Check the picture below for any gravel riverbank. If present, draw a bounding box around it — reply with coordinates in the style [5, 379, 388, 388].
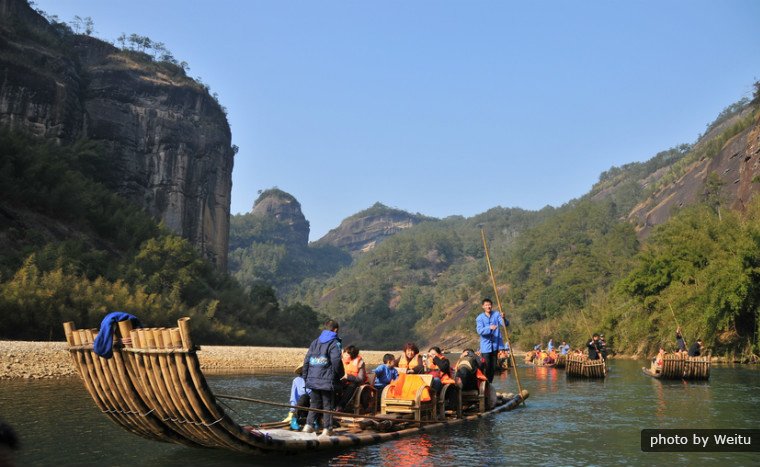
[0, 341, 391, 379]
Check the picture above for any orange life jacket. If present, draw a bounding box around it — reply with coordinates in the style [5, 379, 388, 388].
[398, 354, 423, 372]
[343, 355, 367, 383]
[427, 356, 456, 385]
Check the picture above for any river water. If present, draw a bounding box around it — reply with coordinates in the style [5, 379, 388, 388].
[0, 360, 758, 466]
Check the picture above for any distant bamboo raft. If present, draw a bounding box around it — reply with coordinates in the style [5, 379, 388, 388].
[63, 318, 528, 454]
[660, 353, 710, 380]
[565, 354, 606, 378]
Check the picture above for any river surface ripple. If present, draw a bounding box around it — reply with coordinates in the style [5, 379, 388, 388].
[0, 360, 758, 466]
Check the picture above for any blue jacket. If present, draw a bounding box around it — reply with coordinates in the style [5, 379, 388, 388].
[93, 311, 141, 359]
[372, 364, 399, 388]
[302, 330, 344, 391]
[476, 311, 508, 353]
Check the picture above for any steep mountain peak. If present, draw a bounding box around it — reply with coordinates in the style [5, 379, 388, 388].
[314, 202, 435, 254]
[249, 188, 310, 246]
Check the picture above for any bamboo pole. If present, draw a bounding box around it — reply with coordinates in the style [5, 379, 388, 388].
[169, 319, 258, 451]
[480, 228, 525, 405]
[668, 302, 687, 349]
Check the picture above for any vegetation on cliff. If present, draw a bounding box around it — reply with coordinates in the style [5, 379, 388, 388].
[0, 131, 319, 345]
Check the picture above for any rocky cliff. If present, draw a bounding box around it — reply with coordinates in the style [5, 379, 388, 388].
[0, 0, 233, 268]
[314, 202, 433, 254]
[249, 188, 310, 246]
[629, 109, 760, 237]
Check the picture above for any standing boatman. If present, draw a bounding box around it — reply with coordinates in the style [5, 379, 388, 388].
[476, 298, 509, 383]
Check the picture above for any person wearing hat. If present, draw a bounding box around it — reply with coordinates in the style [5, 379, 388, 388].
[285, 364, 311, 430]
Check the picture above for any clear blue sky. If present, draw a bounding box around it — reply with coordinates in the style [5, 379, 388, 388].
[34, 1, 760, 240]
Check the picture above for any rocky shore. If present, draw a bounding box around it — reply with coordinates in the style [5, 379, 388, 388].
[0, 341, 391, 379]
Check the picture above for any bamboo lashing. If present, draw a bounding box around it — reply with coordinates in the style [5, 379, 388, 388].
[480, 228, 525, 405]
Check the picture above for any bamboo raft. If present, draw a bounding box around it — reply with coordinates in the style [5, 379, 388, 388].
[642, 353, 710, 380]
[565, 354, 607, 378]
[554, 354, 567, 369]
[63, 318, 528, 454]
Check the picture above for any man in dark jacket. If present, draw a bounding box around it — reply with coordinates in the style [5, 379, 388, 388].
[587, 334, 603, 360]
[302, 319, 343, 437]
[688, 339, 703, 357]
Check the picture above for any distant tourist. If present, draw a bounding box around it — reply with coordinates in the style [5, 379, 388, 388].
[475, 298, 509, 383]
[599, 334, 608, 360]
[587, 334, 603, 360]
[650, 346, 666, 374]
[688, 339, 704, 357]
[559, 341, 571, 355]
[547, 339, 554, 352]
[675, 327, 687, 353]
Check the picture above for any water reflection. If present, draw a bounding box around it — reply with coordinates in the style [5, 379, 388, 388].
[377, 435, 433, 467]
[0, 361, 758, 466]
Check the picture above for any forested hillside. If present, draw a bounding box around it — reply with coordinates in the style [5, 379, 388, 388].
[228, 189, 352, 294]
[0, 132, 322, 345]
[284, 91, 760, 359]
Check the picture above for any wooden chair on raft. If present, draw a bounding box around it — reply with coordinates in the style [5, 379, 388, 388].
[380, 374, 436, 424]
[437, 382, 462, 419]
[348, 374, 378, 415]
[460, 380, 487, 413]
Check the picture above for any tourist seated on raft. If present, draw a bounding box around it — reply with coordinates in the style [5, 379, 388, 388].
[650, 346, 666, 374]
[455, 349, 487, 392]
[497, 349, 510, 367]
[398, 342, 425, 374]
[372, 353, 399, 394]
[285, 364, 311, 430]
[559, 341, 571, 355]
[545, 349, 557, 365]
[426, 346, 455, 393]
[336, 345, 367, 412]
